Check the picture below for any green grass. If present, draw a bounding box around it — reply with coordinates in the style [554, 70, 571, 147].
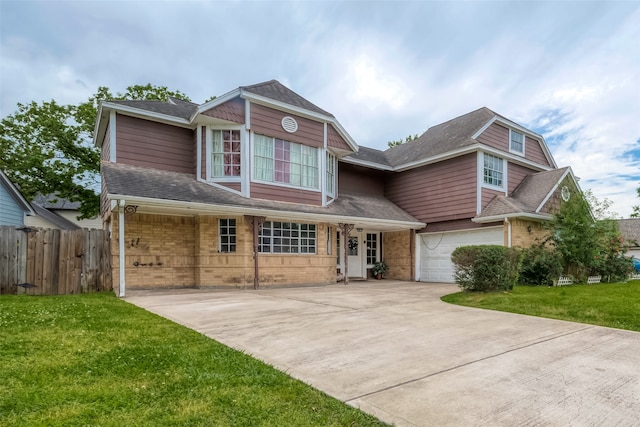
[0, 293, 387, 427]
[442, 280, 640, 332]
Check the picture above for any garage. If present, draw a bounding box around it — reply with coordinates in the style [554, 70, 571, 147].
[419, 227, 504, 283]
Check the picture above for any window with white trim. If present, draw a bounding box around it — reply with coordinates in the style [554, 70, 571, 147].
[254, 134, 319, 189]
[212, 130, 241, 178]
[326, 152, 336, 196]
[483, 153, 504, 188]
[258, 221, 316, 254]
[366, 233, 378, 265]
[510, 130, 524, 155]
[219, 219, 236, 252]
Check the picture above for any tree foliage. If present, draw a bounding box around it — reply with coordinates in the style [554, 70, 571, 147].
[387, 133, 419, 148]
[546, 190, 632, 282]
[631, 186, 640, 218]
[0, 84, 190, 219]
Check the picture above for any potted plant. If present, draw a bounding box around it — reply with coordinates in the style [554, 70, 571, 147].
[372, 261, 388, 279]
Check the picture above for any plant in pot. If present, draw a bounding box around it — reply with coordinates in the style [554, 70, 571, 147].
[372, 261, 388, 279]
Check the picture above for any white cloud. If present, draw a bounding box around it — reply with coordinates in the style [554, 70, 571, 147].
[1, 0, 639, 215]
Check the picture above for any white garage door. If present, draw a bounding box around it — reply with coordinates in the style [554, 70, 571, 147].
[419, 227, 504, 283]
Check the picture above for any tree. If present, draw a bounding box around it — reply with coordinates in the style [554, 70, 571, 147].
[387, 133, 419, 148]
[546, 190, 632, 282]
[631, 186, 640, 218]
[0, 84, 190, 219]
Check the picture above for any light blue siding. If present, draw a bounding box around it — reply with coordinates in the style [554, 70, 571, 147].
[0, 184, 26, 226]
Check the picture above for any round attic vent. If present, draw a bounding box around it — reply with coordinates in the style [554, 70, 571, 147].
[561, 186, 571, 202]
[281, 116, 298, 133]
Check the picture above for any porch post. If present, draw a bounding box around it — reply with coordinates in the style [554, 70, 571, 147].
[245, 215, 265, 290]
[118, 201, 126, 297]
[338, 223, 354, 285]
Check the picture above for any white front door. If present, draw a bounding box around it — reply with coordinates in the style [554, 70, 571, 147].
[347, 232, 364, 278]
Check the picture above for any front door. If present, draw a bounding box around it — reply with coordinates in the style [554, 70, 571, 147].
[347, 232, 364, 278]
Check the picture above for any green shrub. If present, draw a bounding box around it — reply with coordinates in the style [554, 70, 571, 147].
[518, 244, 563, 286]
[451, 245, 522, 292]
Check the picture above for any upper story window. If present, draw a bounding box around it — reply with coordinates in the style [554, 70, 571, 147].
[212, 130, 241, 178]
[483, 153, 504, 188]
[326, 152, 336, 196]
[509, 130, 524, 155]
[254, 134, 319, 189]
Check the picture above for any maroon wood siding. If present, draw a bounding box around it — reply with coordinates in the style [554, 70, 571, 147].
[508, 162, 536, 194]
[328, 124, 352, 152]
[219, 182, 241, 192]
[476, 123, 551, 167]
[116, 114, 194, 174]
[101, 123, 111, 162]
[424, 219, 502, 232]
[201, 97, 245, 123]
[338, 163, 385, 196]
[476, 123, 509, 151]
[250, 182, 322, 205]
[385, 154, 477, 223]
[482, 188, 503, 210]
[525, 135, 551, 167]
[250, 104, 324, 148]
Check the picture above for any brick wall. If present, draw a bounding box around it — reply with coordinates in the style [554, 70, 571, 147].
[510, 219, 549, 248]
[112, 213, 196, 288]
[383, 230, 412, 280]
[112, 212, 336, 290]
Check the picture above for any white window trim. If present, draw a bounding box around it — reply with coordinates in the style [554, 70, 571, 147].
[218, 218, 237, 253]
[481, 152, 506, 191]
[250, 135, 322, 192]
[258, 221, 318, 254]
[509, 129, 525, 156]
[326, 152, 336, 198]
[206, 125, 244, 183]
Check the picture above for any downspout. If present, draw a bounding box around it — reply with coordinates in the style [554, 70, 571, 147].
[409, 230, 415, 281]
[505, 217, 512, 248]
[338, 223, 354, 285]
[245, 215, 265, 289]
[118, 200, 126, 297]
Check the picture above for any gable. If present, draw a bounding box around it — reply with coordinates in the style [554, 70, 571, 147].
[201, 97, 245, 124]
[250, 103, 324, 148]
[475, 123, 552, 167]
[327, 124, 354, 153]
[539, 176, 579, 214]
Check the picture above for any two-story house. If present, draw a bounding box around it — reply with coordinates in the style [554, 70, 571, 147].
[94, 80, 578, 296]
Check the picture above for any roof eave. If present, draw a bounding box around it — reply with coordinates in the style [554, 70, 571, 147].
[472, 212, 553, 223]
[0, 170, 35, 215]
[107, 193, 425, 231]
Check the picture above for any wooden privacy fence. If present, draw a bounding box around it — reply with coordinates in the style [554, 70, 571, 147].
[0, 226, 112, 295]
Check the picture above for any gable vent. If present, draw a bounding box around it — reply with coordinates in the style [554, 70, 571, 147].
[281, 116, 298, 133]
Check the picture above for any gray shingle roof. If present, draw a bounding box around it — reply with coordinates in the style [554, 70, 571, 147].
[109, 99, 198, 120]
[30, 204, 80, 230]
[476, 167, 569, 218]
[384, 107, 496, 167]
[617, 219, 640, 247]
[343, 107, 499, 168]
[240, 80, 334, 117]
[344, 146, 392, 167]
[102, 163, 421, 225]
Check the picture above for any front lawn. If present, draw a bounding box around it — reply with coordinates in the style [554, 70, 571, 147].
[0, 293, 387, 427]
[441, 280, 640, 332]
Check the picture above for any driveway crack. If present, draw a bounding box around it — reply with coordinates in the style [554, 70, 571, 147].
[344, 325, 594, 403]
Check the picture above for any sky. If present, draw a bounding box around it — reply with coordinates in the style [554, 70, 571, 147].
[1, 0, 639, 217]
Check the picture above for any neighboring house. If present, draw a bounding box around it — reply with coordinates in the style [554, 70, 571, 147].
[94, 80, 578, 295]
[25, 194, 102, 230]
[617, 219, 640, 259]
[0, 169, 34, 226]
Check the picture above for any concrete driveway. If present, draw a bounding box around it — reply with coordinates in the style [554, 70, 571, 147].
[126, 281, 640, 426]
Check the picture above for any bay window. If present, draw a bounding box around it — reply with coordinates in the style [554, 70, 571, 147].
[326, 152, 336, 196]
[254, 134, 319, 189]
